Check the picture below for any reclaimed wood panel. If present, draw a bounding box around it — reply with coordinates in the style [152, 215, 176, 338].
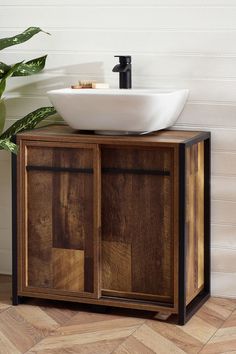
[186, 141, 205, 304]
[52, 248, 84, 292]
[27, 146, 53, 167]
[52, 171, 93, 251]
[23, 143, 98, 297]
[27, 145, 93, 169]
[27, 171, 53, 288]
[101, 147, 174, 302]
[27, 146, 94, 251]
[198, 142, 205, 289]
[19, 124, 209, 146]
[102, 241, 132, 292]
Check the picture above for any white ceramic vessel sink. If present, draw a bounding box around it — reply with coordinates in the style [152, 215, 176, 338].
[47, 88, 189, 135]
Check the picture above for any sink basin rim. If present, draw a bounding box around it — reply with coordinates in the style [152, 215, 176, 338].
[47, 88, 189, 134]
[47, 88, 188, 97]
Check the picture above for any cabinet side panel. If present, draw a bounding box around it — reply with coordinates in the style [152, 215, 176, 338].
[186, 141, 205, 304]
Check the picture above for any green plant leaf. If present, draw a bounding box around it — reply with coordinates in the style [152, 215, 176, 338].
[0, 61, 23, 98]
[0, 55, 47, 79]
[0, 27, 50, 51]
[0, 139, 18, 154]
[13, 55, 47, 76]
[0, 99, 6, 134]
[0, 62, 10, 78]
[0, 106, 56, 142]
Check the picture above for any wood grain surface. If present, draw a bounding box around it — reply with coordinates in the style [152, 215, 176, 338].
[16, 127, 210, 320]
[185, 141, 205, 304]
[20, 142, 99, 298]
[52, 248, 84, 291]
[51, 147, 93, 252]
[17, 124, 209, 146]
[27, 170, 53, 289]
[101, 147, 174, 303]
[102, 241, 132, 292]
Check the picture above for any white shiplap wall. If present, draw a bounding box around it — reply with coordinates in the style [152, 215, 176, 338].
[0, 0, 236, 297]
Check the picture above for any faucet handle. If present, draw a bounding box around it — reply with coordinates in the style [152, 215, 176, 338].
[114, 55, 132, 64]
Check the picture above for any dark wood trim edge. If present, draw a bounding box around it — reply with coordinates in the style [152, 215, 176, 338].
[204, 136, 211, 295]
[178, 143, 186, 324]
[26, 165, 170, 176]
[26, 166, 94, 174]
[185, 290, 210, 323]
[11, 151, 18, 305]
[12, 147, 24, 305]
[178, 136, 211, 325]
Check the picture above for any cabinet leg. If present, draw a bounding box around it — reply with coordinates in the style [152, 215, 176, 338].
[178, 313, 186, 325]
[12, 295, 25, 306]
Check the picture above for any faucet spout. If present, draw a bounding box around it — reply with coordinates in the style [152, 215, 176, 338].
[112, 56, 132, 89]
[112, 63, 131, 73]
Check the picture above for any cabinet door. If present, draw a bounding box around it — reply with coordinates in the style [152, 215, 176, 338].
[101, 146, 175, 304]
[18, 141, 100, 299]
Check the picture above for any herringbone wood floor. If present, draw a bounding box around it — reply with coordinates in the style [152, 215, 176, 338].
[0, 275, 236, 353]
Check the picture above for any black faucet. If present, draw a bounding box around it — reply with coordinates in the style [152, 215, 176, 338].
[112, 55, 132, 89]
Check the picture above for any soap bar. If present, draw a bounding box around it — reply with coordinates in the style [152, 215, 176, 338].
[71, 85, 82, 89]
[79, 80, 93, 88]
[92, 83, 110, 89]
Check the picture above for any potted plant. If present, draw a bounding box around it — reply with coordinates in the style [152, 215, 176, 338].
[0, 27, 56, 154]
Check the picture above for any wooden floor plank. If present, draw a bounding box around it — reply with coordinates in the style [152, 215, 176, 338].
[0, 301, 11, 313]
[180, 315, 216, 343]
[14, 304, 59, 336]
[34, 300, 80, 325]
[200, 339, 236, 354]
[133, 324, 187, 354]
[221, 308, 236, 329]
[26, 339, 124, 354]
[1, 275, 236, 354]
[145, 320, 203, 354]
[113, 335, 155, 354]
[0, 275, 11, 313]
[209, 297, 236, 312]
[55, 316, 144, 336]
[0, 307, 45, 353]
[0, 330, 21, 354]
[24, 324, 140, 352]
[196, 297, 234, 328]
[61, 310, 127, 326]
[200, 308, 236, 354]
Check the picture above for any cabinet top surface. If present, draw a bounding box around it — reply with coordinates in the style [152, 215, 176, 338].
[17, 124, 210, 146]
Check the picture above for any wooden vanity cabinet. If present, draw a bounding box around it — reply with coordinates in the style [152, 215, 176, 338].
[12, 125, 210, 325]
